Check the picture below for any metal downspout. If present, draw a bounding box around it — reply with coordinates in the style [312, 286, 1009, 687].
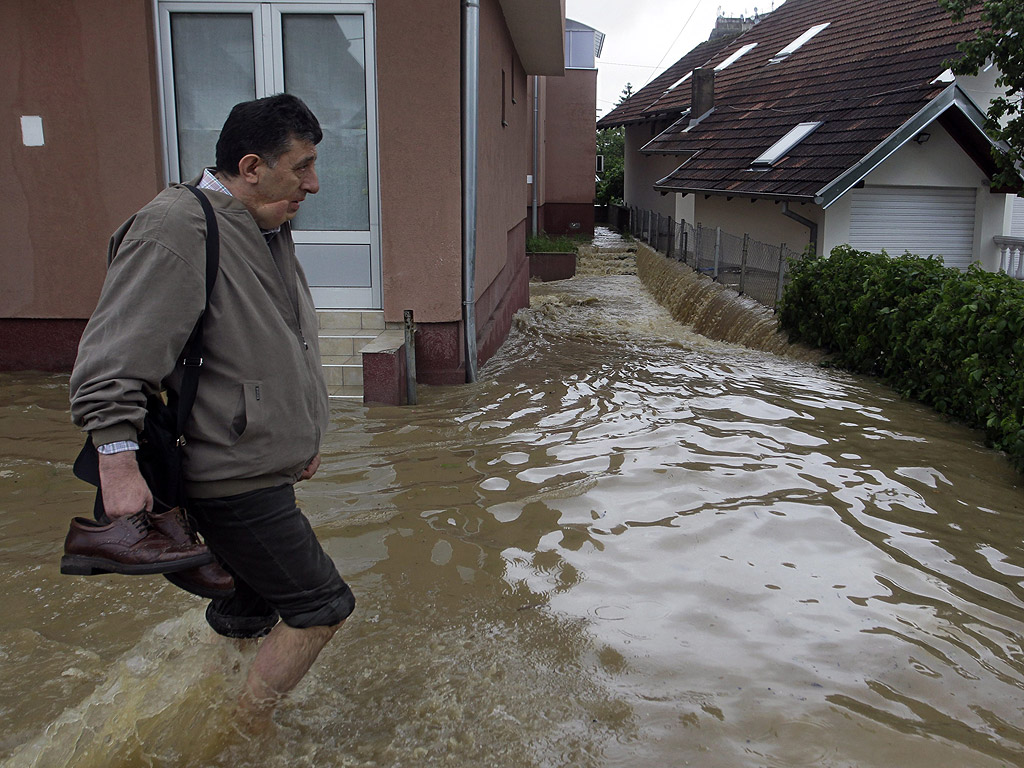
[462, 0, 480, 383]
[532, 75, 539, 237]
[780, 202, 818, 255]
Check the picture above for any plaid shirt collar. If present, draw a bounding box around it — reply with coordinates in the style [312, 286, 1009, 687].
[198, 169, 281, 236]
[199, 168, 231, 196]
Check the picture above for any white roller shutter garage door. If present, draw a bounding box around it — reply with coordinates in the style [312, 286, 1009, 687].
[1012, 195, 1024, 237]
[848, 186, 977, 270]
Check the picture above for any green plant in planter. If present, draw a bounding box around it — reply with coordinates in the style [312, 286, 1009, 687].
[526, 232, 587, 253]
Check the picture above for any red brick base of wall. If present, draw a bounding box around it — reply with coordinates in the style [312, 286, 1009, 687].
[411, 220, 530, 387]
[528, 252, 576, 281]
[0, 319, 86, 372]
[531, 203, 595, 238]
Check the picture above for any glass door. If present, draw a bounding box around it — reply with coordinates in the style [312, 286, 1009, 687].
[158, 1, 381, 309]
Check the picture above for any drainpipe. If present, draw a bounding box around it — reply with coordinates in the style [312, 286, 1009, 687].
[780, 202, 818, 255]
[532, 75, 539, 237]
[462, 0, 480, 383]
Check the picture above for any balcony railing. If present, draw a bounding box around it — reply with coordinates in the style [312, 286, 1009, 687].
[995, 236, 1024, 280]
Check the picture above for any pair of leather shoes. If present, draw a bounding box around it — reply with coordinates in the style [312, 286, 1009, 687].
[60, 508, 235, 599]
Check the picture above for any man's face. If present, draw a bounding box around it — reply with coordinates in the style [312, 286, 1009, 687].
[249, 138, 320, 230]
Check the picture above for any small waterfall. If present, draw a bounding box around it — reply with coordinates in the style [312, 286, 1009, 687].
[634, 243, 823, 361]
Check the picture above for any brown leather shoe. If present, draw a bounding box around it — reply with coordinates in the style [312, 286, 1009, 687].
[163, 562, 236, 599]
[148, 508, 235, 599]
[60, 511, 214, 576]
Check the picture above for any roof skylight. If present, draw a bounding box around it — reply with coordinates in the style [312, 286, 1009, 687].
[666, 71, 693, 92]
[715, 43, 758, 71]
[751, 121, 822, 167]
[769, 23, 830, 64]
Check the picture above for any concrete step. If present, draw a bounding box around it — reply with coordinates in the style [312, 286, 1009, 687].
[321, 356, 363, 386]
[326, 384, 363, 401]
[319, 332, 381, 357]
[317, 309, 386, 332]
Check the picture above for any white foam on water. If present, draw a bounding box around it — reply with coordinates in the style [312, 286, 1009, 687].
[3, 609, 253, 768]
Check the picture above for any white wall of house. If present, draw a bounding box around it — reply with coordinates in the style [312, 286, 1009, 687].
[822, 122, 1007, 270]
[692, 196, 822, 255]
[673, 191, 695, 223]
[624, 124, 683, 217]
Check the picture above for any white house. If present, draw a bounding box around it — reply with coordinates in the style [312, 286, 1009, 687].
[598, 0, 1022, 275]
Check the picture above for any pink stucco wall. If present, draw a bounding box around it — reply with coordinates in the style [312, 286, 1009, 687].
[543, 68, 597, 206]
[474, 0, 530, 297]
[376, 0, 463, 326]
[379, 0, 530, 383]
[2, 0, 164, 323]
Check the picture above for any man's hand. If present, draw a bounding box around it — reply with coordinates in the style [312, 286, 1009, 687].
[97, 451, 153, 518]
[299, 453, 321, 481]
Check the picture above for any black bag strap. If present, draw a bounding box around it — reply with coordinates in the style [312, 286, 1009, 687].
[72, 185, 221, 513]
[176, 185, 220, 440]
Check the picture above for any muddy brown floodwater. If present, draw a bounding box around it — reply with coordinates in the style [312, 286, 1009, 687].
[2, 236, 1024, 768]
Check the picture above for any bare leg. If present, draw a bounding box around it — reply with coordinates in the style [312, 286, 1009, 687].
[238, 620, 344, 721]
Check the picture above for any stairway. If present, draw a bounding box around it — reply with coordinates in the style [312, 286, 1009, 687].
[317, 310, 402, 401]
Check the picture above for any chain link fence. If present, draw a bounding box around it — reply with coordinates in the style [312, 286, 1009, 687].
[613, 205, 804, 309]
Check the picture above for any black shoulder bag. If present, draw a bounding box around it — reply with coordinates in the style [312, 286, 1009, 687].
[73, 185, 220, 519]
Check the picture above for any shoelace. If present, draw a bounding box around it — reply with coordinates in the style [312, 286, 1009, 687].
[177, 510, 202, 544]
[126, 512, 153, 534]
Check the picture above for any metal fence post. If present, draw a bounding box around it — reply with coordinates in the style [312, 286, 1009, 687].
[776, 243, 788, 306]
[714, 227, 721, 280]
[682, 223, 688, 265]
[695, 223, 702, 272]
[740, 233, 749, 295]
[404, 309, 418, 405]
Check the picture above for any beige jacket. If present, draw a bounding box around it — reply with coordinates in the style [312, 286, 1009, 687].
[70, 183, 329, 498]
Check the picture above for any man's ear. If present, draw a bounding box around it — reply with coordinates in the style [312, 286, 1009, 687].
[237, 153, 263, 183]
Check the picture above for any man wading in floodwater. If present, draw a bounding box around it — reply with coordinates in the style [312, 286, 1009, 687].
[69, 94, 355, 721]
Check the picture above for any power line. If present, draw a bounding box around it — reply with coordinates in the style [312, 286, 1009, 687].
[598, 60, 664, 69]
[642, 0, 706, 87]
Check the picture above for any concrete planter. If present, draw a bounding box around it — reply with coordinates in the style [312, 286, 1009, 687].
[528, 251, 577, 282]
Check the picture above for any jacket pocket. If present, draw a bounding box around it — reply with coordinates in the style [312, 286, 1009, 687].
[229, 380, 263, 443]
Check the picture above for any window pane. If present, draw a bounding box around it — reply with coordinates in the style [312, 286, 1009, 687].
[170, 13, 256, 181]
[283, 14, 370, 232]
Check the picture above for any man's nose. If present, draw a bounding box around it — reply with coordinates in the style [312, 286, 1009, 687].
[302, 168, 320, 195]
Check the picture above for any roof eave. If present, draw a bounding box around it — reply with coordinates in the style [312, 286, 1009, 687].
[498, 0, 565, 75]
[652, 183, 818, 203]
[814, 84, 1006, 209]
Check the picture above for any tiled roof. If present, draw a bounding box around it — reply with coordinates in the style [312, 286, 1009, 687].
[618, 0, 988, 201]
[596, 36, 738, 128]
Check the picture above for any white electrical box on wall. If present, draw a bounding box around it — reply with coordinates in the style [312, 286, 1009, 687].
[21, 116, 44, 146]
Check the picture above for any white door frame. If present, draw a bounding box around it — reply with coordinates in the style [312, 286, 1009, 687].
[154, 0, 382, 309]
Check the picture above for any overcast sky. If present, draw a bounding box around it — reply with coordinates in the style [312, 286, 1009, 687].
[565, 0, 787, 118]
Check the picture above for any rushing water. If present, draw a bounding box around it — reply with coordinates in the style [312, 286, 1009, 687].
[2, 234, 1023, 767]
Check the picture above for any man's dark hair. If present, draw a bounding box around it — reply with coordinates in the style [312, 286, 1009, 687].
[215, 93, 323, 176]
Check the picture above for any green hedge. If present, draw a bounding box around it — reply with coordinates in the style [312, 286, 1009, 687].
[778, 245, 1024, 471]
